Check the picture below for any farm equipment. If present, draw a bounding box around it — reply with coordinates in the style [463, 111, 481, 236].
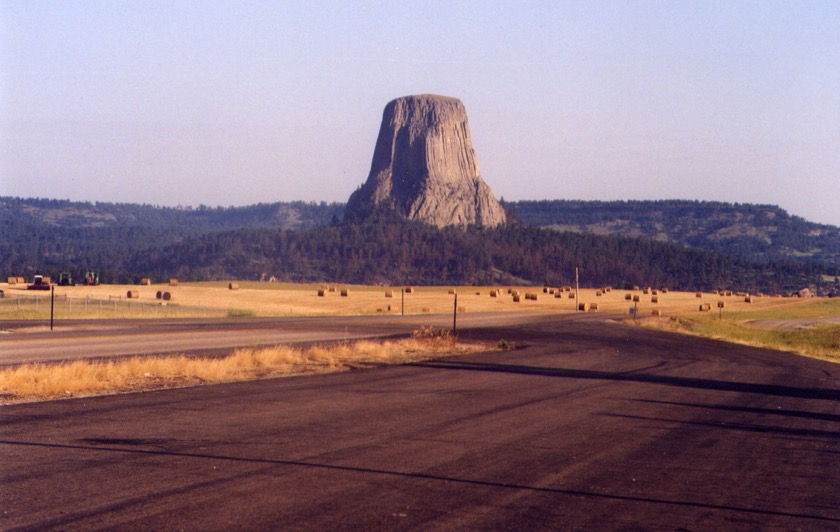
[83, 271, 100, 285]
[57, 272, 75, 286]
[27, 275, 52, 290]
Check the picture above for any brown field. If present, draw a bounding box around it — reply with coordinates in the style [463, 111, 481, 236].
[0, 281, 818, 319]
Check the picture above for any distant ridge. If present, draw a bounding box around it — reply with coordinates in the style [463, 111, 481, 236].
[1, 196, 837, 292]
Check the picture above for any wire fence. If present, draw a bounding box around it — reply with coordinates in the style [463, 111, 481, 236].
[0, 293, 226, 320]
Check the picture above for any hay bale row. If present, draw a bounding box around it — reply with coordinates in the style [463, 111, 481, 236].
[7, 276, 25, 285]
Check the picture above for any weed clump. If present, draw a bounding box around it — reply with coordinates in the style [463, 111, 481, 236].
[0, 331, 488, 404]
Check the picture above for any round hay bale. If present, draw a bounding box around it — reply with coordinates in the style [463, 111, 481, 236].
[405, 287, 414, 293]
[385, 290, 394, 298]
[490, 290, 498, 298]
[590, 302, 599, 311]
[700, 303, 711, 311]
[555, 291, 563, 298]
[632, 295, 640, 302]
[651, 309, 662, 316]
[695, 292, 703, 298]
[596, 290, 602, 296]
[448, 288, 457, 295]
[162, 291, 173, 301]
[744, 296, 753, 303]
[317, 289, 326, 297]
[578, 302, 590, 312]
[651, 296, 659, 303]
[513, 295, 521, 302]
[568, 292, 575, 299]
[169, 279, 178, 286]
[127, 290, 139, 299]
[228, 282, 239, 290]
[625, 293, 632, 300]
[341, 289, 349, 297]
[155, 290, 163, 299]
[139, 278, 151, 286]
[717, 301, 726, 308]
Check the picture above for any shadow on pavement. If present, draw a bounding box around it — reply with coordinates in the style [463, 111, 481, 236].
[411, 360, 840, 401]
[1, 438, 838, 526]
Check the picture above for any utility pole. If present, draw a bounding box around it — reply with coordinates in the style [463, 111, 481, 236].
[50, 285, 55, 331]
[575, 267, 580, 312]
[453, 293, 458, 333]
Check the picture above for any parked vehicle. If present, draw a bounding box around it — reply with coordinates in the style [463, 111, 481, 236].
[27, 275, 51, 291]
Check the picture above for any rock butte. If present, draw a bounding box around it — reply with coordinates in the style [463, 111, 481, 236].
[345, 94, 507, 228]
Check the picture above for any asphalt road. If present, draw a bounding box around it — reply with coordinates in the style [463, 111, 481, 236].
[0, 312, 549, 365]
[1, 315, 838, 530]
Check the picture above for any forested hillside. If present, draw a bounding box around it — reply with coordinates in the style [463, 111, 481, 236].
[508, 200, 840, 266]
[2, 197, 837, 294]
[128, 220, 826, 294]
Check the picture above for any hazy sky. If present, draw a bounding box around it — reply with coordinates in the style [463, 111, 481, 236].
[2, 1, 839, 225]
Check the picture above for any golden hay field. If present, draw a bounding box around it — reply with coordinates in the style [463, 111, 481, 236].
[0, 280, 818, 319]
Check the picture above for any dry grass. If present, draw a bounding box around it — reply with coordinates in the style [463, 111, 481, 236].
[1, 281, 819, 320]
[0, 331, 487, 404]
[633, 299, 840, 363]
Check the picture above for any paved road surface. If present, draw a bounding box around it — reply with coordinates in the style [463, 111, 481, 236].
[0, 312, 554, 365]
[1, 316, 838, 530]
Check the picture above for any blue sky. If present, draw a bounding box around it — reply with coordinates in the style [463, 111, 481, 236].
[2, 1, 839, 225]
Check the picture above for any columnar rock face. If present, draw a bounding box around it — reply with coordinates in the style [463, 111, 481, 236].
[345, 94, 507, 228]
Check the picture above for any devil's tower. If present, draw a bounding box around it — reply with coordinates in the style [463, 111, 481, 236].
[344, 94, 507, 228]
